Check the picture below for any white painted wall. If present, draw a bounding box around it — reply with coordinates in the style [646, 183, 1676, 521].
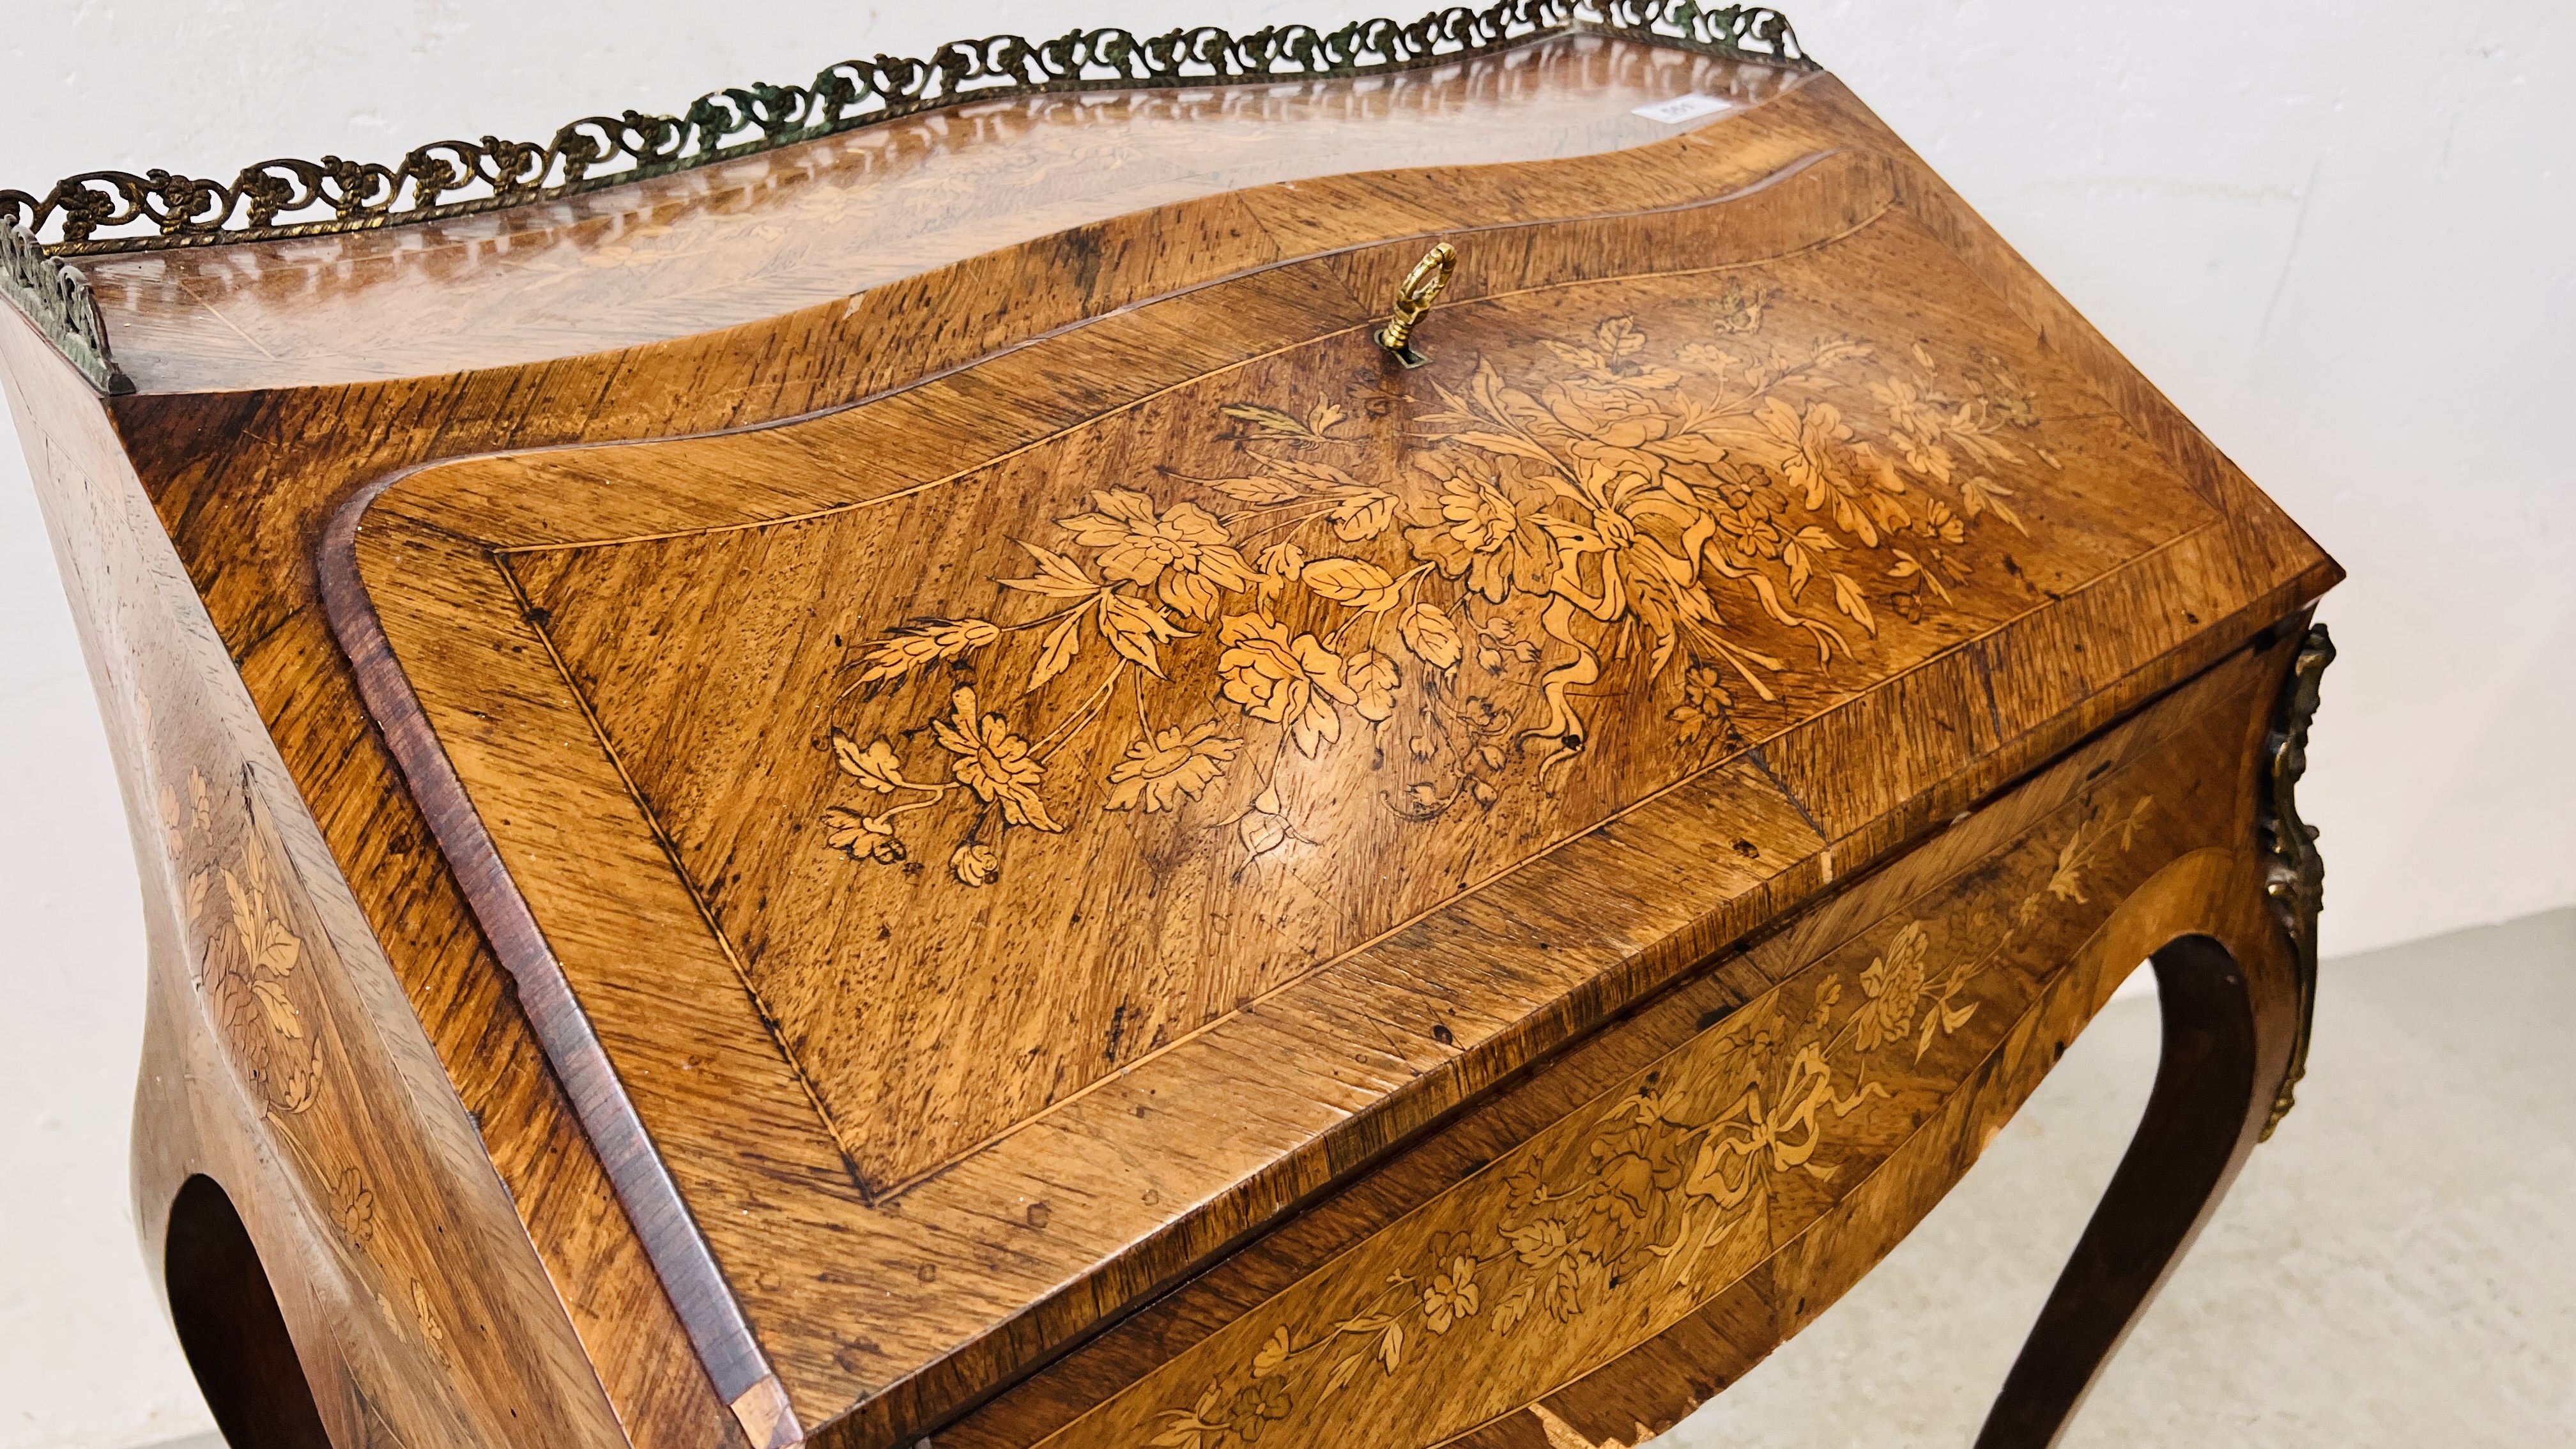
[1, 3, 2566, 1445]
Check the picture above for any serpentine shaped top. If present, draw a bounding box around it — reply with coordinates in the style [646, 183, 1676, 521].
[1, 1, 1807, 258]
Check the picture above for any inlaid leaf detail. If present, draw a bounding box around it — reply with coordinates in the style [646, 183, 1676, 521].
[1029, 610, 1086, 693]
[1252, 1327, 1292, 1379]
[832, 732, 910, 793]
[1396, 602, 1462, 671]
[854, 617, 999, 683]
[1299, 556, 1401, 610]
[1000, 539, 1105, 598]
[1100, 594, 1190, 677]
[1202, 474, 1303, 505]
[1347, 652, 1401, 724]
[824, 306, 2052, 880]
[1327, 489, 1398, 542]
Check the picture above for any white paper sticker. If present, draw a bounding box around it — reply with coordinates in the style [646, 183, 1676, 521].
[1631, 93, 1735, 125]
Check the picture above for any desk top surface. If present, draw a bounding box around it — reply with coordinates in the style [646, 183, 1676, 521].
[77, 36, 1798, 393]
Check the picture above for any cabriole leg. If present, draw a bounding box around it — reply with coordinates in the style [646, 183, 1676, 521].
[1979, 622, 2332, 1447]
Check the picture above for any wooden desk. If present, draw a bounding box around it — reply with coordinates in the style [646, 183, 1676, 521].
[0, 8, 2337, 1448]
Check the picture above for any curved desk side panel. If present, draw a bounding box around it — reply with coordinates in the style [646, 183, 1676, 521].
[0, 314, 675, 1447]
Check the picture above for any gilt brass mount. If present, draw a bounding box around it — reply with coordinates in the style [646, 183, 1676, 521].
[1376, 241, 1459, 368]
[2258, 622, 2333, 1140]
[0, 4, 1809, 259]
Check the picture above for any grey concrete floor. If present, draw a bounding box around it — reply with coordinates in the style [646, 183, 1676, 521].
[1660, 907, 2576, 1448]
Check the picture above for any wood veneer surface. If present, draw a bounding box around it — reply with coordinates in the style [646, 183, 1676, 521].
[944, 627, 2299, 1449]
[0, 47, 2340, 1449]
[332, 125, 2331, 1445]
[79, 36, 1802, 393]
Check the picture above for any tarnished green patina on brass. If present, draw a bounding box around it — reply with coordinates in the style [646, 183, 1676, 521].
[0, 218, 130, 394]
[1, 3, 1809, 259]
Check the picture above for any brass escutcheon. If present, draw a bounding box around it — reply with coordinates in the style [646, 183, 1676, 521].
[1376, 241, 1458, 369]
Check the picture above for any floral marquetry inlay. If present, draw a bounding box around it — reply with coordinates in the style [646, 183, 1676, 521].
[394, 203, 2218, 1197]
[155, 753, 526, 1436]
[1044, 790, 2159, 1449]
[825, 306, 2051, 887]
[164, 766, 321, 1116]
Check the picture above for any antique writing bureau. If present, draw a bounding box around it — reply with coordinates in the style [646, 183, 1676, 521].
[0, 8, 2340, 1449]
